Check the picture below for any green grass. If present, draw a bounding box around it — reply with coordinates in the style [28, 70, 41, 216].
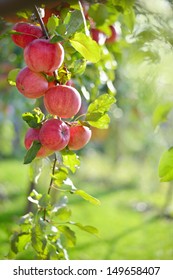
[0, 159, 29, 258]
[0, 154, 173, 260]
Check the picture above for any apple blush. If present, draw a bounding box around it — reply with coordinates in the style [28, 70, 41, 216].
[39, 119, 70, 151]
[24, 128, 53, 158]
[24, 39, 64, 73]
[68, 124, 92, 150]
[16, 66, 49, 98]
[44, 85, 81, 118]
[11, 22, 43, 48]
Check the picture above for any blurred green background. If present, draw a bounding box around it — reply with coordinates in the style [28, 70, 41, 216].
[0, 0, 173, 260]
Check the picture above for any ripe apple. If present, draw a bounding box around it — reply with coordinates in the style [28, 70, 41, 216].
[39, 119, 70, 151]
[44, 85, 81, 118]
[90, 28, 106, 45]
[24, 39, 64, 73]
[106, 25, 117, 44]
[16, 66, 49, 98]
[24, 127, 53, 158]
[68, 124, 92, 150]
[11, 22, 43, 48]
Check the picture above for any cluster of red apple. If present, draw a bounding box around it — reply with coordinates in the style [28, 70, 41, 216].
[11, 22, 92, 158]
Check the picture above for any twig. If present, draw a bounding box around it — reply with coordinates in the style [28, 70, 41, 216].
[34, 5, 49, 39]
[43, 154, 57, 221]
[78, 0, 90, 36]
[48, 154, 57, 195]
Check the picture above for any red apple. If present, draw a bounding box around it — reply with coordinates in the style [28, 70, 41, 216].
[24, 127, 53, 158]
[11, 22, 43, 48]
[44, 85, 81, 118]
[24, 39, 64, 73]
[16, 66, 49, 98]
[68, 124, 92, 150]
[106, 25, 117, 44]
[39, 119, 70, 151]
[90, 28, 106, 45]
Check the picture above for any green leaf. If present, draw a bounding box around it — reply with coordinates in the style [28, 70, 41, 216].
[22, 108, 45, 128]
[112, 0, 135, 10]
[24, 141, 42, 164]
[62, 150, 80, 173]
[87, 93, 116, 114]
[87, 113, 110, 129]
[70, 32, 101, 63]
[58, 225, 76, 248]
[88, 4, 108, 26]
[53, 167, 69, 186]
[33, 107, 45, 121]
[47, 15, 59, 34]
[70, 222, 99, 237]
[46, 242, 59, 260]
[11, 232, 31, 254]
[56, 24, 67, 36]
[16, 10, 32, 20]
[74, 189, 101, 206]
[158, 147, 173, 182]
[19, 213, 33, 231]
[71, 59, 86, 75]
[50, 34, 64, 43]
[7, 68, 20, 86]
[66, 10, 84, 36]
[152, 103, 173, 128]
[22, 113, 41, 128]
[123, 7, 135, 32]
[39, 194, 51, 208]
[31, 224, 47, 257]
[86, 93, 115, 128]
[55, 206, 72, 221]
[0, 30, 13, 40]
